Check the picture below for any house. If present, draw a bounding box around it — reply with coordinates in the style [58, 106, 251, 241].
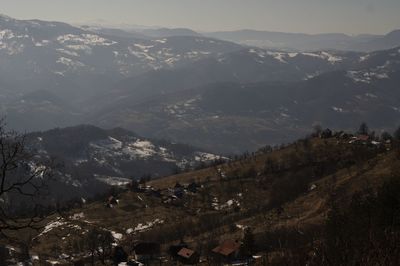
[177, 247, 199, 264]
[349, 135, 370, 145]
[187, 182, 198, 193]
[169, 242, 189, 258]
[106, 196, 119, 208]
[127, 180, 146, 192]
[334, 131, 352, 141]
[133, 242, 161, 262]
[358, 135, 370, 141]
[212, 239, 241, 261]
[352, 135, 369, 143]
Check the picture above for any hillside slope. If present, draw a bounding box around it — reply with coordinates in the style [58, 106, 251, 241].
[11, 133, 399, 265]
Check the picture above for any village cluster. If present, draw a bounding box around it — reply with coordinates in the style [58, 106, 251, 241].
[100, 182, 258, 265]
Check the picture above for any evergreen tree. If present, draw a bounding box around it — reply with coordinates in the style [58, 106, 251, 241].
[241, 228, 255, 256]
[313, 124, 323, 137]
[394, 126, 400, 141]
[358, 122, 369, 135]
[381, 131, 392, 141]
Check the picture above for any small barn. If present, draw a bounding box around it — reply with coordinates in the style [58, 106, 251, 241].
[177, 247, 199, 265]
[212, 239, 241, 261]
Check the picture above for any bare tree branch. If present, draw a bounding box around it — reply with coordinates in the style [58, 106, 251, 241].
[0, 118, 53, 239]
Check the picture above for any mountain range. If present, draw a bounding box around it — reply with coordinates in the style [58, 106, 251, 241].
[84, 23, 400, 52]
[204, 29, 400, 52]
[1, 15, 400, 153]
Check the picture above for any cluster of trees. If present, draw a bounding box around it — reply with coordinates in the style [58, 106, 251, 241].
[314, 122, 400, 143]
[357, 122, 400, 142]
[234, 178, 400, 265]
[318, 175, 400, 265]
[68, 227, 116, 265]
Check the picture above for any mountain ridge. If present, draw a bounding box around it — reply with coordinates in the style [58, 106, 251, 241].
[22, 124, 224, 202]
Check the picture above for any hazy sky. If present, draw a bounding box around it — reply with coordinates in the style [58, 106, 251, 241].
[1, 0, 400, 34]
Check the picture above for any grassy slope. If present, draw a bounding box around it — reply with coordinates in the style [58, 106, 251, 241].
[24, 137, 399, 263]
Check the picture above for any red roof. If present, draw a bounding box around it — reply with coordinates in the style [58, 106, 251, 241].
[212, 240, 241, 256]
[357, 135, 369, 141]
[177, 247, 195, 259]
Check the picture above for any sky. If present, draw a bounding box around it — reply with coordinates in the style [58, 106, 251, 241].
[1, 0, 400, 34]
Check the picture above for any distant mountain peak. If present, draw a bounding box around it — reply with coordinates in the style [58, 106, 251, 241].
[0, 13, 14, 21]
[386, 29, 400, 38]
[141, 27, 202, 38]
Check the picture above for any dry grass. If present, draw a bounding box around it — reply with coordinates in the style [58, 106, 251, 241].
[13, 138, 398, 263]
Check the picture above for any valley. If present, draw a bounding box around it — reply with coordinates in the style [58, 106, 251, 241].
[1, 15, 400, 153]
[1, 9, 400, 265]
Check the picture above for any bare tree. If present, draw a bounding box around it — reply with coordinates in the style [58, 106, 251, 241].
[0, 119, 51, 238]
[85, 227, 114, 265]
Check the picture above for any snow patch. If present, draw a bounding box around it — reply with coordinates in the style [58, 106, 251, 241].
[153, 39, 167, 44]
[365, 93, 378, 99]
[195, 152, 222, 162]
[267, 51, 287, 63]
[38, 217, 67, 237]
[70, 212, 85, 220]
[332, 106, 345, 113]
[56, 48, 79, 57]
[56, 57, 85, 68]
[111, 231, 123, 241]
[96, 175, 131, 186]
[128, 219, 165, 233]
[57, 34, 117, 46]
[302, 52, 342, 64]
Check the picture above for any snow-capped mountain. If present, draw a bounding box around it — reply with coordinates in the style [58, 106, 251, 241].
[26, 125, 223, 200]
[0, 15, 240, 74]
[89, 47, 400, 153]
[0, 14, 241, 131]
[0, 14, 241, 102]
[1, 14, 400, 154]
[87, 47, 362, 115]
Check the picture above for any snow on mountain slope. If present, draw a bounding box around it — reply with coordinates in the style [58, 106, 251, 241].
[28, 125, 224, 181]
[21, 125, 225, 202]
[0, 15, 243, 131]
[0, 15, 241, 77]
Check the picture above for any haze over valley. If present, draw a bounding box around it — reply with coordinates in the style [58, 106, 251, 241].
[1, 14, 400, 154]
[1, 1, 400, 264]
